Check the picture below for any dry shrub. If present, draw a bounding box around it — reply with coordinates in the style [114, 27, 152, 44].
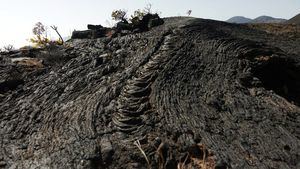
[30, 22, 63, 48]
[177, 144, 216, 169]
[248, 23, 300, 37]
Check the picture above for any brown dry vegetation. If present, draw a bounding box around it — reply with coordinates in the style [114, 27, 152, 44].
[248, 23, 300, 37]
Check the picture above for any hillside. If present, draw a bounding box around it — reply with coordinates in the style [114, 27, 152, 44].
[251, 15, 287, 23]
[0, 17, 300, 169]
[226, 16, 252, 23]
[248, 23, 300, 38]
[286, 13, 300, 24]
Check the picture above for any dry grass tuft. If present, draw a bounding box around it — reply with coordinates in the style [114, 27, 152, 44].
[177, 144, 216, 169]
[248, 23, 300, 37]
[134, 140, 150, 167]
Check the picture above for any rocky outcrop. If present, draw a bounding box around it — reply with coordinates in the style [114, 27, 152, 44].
[71, 28, 111, 39]
[87, 24, 104, 30]
[71, 13, 164, 39]
[0, 17, 300, 169]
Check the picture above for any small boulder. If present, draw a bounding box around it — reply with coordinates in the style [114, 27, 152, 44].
[87, 24, 103, 30]
[135, 13, 164, 31]
[72, 28, 112, 39]
[116, 21, 132, 31]
[71, 30, 94, 39]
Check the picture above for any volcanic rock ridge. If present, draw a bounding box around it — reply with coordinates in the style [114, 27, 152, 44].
[0, 17, 300, 169]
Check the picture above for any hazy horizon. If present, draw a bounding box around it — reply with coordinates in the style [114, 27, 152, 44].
[1, 0, 299, 48]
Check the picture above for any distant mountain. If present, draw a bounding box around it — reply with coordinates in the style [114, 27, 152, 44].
[286, 13, 300, 24]
[226, 15, 287, 24]
[226, 16, 252, 24]
[251, 16, 287, 23]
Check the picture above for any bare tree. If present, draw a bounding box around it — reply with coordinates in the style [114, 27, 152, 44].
[30, 22, 64, 47]
[32, 22, 47, 41]
[3, 44, 15, 52]
[50, 25, 64, 44]
[187, 10, 192, 16]
[30, 22, 50, 47]
[144, 3, 152, 14]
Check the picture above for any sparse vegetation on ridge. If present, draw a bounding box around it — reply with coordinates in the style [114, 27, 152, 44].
[29, 22, 63, 48]
[0, 44, 15, 53]
[71, 4, 164, 40]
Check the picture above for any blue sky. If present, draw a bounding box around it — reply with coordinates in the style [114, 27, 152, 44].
[0, 0, 299, 48]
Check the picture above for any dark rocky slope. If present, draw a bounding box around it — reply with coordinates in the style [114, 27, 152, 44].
[286, 13, 300, 24]
[0, 17, 300, 169]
